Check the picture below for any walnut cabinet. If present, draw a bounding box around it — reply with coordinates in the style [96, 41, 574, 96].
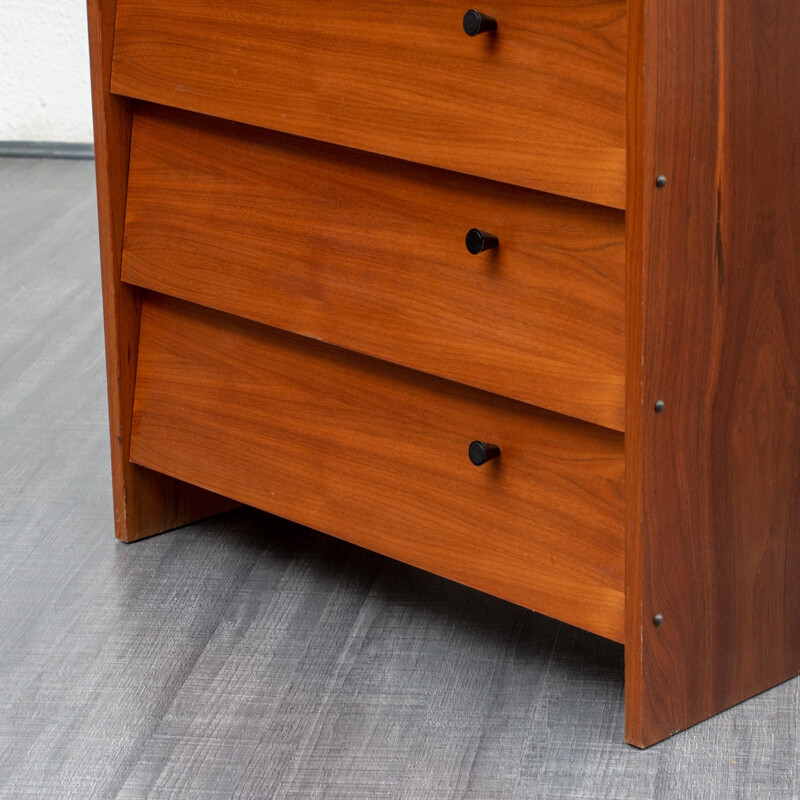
[88, 0, 800, 746]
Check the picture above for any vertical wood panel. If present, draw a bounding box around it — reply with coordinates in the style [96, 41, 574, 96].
[87, 0, 235, 541]
[623, 0, 647, 747]
[626, 0, 800, 746]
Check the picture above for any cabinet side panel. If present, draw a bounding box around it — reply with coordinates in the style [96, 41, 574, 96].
[623, 0, 647, 747]
[87, 0, 236, 541]
[626, 0, 800, 746]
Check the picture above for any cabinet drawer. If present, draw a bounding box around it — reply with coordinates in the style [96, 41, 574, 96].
[122, 105, 625, 431]
[110, 0, 627, 208]
[130, 294, 626, 641]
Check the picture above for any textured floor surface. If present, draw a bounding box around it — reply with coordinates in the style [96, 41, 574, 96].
[0, 156, 798, 799]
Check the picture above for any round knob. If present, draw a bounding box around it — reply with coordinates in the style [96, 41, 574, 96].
[463, 9, 497, 36]
[469, 440, 501, 466]
[465, 228, 499, 255]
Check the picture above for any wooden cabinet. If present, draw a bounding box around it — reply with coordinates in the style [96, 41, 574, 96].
[88, 0, 800, 746]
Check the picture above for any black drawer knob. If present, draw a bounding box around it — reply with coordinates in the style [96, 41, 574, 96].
[465, 228, 499, 255]
[463, 9, 497, 36]
[469, 440, 501, 466]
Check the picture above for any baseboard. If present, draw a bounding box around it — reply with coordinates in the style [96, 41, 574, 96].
[0, 141, 94, 159]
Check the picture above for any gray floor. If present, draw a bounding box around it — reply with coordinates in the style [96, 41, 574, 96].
[0, 156, 797, 799]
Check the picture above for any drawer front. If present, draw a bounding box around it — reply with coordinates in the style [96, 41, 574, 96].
[131, 295, 626, 641]
[122, 105, 626, 431]
[110, 0, 627, 208]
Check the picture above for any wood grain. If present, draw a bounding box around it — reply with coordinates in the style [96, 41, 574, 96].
[122, 104, 626, 431]
[130, 294, 626, 642]
[87, 0, 236, 541]
[623, 0, 646, 748]
[110, 0, 627, 209]
[625, 0, 800, 746]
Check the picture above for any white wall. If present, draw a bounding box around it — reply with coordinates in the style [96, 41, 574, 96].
[1, 0, 93, 142]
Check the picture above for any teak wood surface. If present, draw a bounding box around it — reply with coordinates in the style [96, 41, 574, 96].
[122, 104, 626, 432]
[625, 0, 800, 746]
[130, 295, 626, 643]
[87, 0, 235, 542]
[109, 0, 627, 209]
[88, 0, 800, 747]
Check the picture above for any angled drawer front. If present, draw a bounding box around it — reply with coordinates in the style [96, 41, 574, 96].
[122, 105, 626, 431]
[110, 0, 627, 208]
[130, 295, 626, 641]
